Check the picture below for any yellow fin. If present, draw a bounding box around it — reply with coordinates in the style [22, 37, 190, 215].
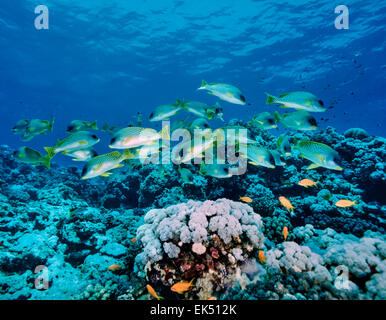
[307, 163, 320, 170]
[100, 172, 112, 177]
[249, 161, 260, 166]
[114, 163, 124, 169]
[78, 140, 88, 145]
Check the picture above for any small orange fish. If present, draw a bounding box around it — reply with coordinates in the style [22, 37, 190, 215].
[258, 249, 266, 264]
[171, 279, 194, 294]
[240, 196, 253, 203]
[279, 196, 294, 212]
[298, 179, 318, 188]
[335, 200, 357, 208]
[131, 237, 137, 243]
[147, 284, 162, 300]
[283, 226, 289, 241]
[108, 264, 122, 271]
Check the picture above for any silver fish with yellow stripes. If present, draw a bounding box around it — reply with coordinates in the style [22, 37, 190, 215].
[149, 103, 182, 122]
[249, 112, 277, 130]
[109, 126, 170, 149]
[199, 162, 233, 178]
[81, 150, 134, 179]
[12, 119, 30, 134]
[274, 110, 318, 131]
[13, 146, 52, 168]
[293, 140, 342, 171]
[266, 91, 325, 112]
[198, 80, 248, 105]
[44, 131, 100, 159]
[66, 120, 98, 133]
[240, 145, 276, 168]
[26, 117, 55, 135]
[64, 148, 98, 161]
[277, 135, 291, 156]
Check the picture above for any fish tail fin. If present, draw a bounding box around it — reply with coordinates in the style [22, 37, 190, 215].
[90, 120, 98, 130]
[160, 124, 170, 141]
[122, 149, 135, 160]
[41, 155, 52, 169]
[273, 111, 281, 123]
[102, 121, 109, 131]
[44, 147, 56, 159]
[265, 93, 276, 104]
[48, 117, 55, 132]
[198, 80, 207, 90]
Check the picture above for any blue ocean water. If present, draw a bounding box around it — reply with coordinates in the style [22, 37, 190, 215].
[0, 1, 386, 301]
[1, 1, 385, 160]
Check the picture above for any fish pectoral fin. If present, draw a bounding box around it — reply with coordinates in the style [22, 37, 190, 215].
[114, 163, 124, 169]
[307, 163, 320, 170]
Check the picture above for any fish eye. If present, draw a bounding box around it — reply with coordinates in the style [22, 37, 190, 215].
[67, 126, 74, 131]
[268, 118, 275, 124]
[149, 112, 154, 119]
[111, 137, 116, 144]
[240, 95, 246, 102]
[318, 100, 324, 106]
[308, 118, 317, 126]
[91, 134, 97, 139]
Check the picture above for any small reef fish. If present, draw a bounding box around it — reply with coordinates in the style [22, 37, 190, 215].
[283, 226, 289, 241]
[279, 196, 294, 213]
[179, 100, 221, 120]
[13, 146, 51, 168]
[178, 167, 194, 184]
[147, 284, 162, 300]
[109, 126, 170, 149]
[274, 110, 318, 131]
[26, 117, 55, 135]
[149, 103, 182, 122]
[240, 196, 253, 203]
[277, 135, 291, 156]
[335, 200, 357, 208]
[108, 264, 122, 271]
[44, 131, 100, 159]
[12, 119, 30, 134]
[81, 150, 134, 179]
[249, 112, 277, 129]
[66, 120, 98, 133]
[198, 80, 248, 105]
[63, 148, 98, 161]
[171, 279, 195, 294]
[131, 237, 136, 243]
[200, 163, 233, 179]
[298, 179, 318, 188]
[266, 91, 325, 112]
[240, 145, 276, 169]
[293, 140, 342, 171]
[258, 250, 266, 264]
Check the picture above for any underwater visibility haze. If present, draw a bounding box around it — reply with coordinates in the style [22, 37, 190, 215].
[0, 0, 385, 300]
